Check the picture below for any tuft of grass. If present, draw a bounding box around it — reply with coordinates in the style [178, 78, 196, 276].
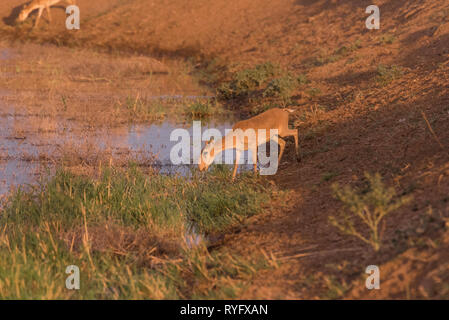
[322, 275, 349, 299]
[124, 95, 166, 121]
[184, 100, 214, 119]
[61, 95, 68, 111]
[306, 87, 322, 98]
[171, 246, 274, 299]
[217, 62, 279, 100]
[329, 172, 412, 251]
[263, 74, 298, 106]
[375, 64, 404, 86]
[310, 40, 362, 66]
[321, 171, 340, 182]
[216, 62, 304, 111]
[192, 57, 228, 86]
[379, 34, 396, 45]
[0, 165, 276, 299]
[296, 105, 328, 127]
[296, 73, 310, 85]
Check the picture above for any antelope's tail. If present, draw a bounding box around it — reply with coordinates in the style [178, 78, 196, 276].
[285, 108, 295, 113]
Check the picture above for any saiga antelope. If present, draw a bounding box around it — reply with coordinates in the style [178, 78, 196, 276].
[17, 0, 76, 28]
[199, 108, 300, 180]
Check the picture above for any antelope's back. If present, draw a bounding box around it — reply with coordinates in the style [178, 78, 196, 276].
[233, 108, 289, 131]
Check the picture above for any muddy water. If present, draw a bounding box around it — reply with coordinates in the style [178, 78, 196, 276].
[0, 45, 251, 199]
[0, 45, 247, 247]
[0, 107, 254, 199]
[0, 106, 253, 247]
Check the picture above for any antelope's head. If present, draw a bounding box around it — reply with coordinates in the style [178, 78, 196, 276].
[17, 5, 30, 23]
[198, 138, 215, 172]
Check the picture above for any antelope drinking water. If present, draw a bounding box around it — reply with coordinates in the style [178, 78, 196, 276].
[17, 0, 76, 28]
[199, 108, 300, 180]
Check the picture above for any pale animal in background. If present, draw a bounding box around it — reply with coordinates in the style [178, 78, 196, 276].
[17, 0, 76, 28]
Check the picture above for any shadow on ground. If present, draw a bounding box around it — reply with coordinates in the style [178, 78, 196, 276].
[2, 4, 23, 26]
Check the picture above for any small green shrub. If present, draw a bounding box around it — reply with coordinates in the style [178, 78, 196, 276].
[0, 165, 276, 299]
[375, 64, 403, 86]
[216, 82, 237, 100]
[296, 73, 310, 85]
[124, 95, 166, 121]
[321, 171, 340, 182]
[217, 62, 302, 110]
[379, 34, 396, 45]
[330, 173, 412, 251]
[306, 87, 322, 98]
[185, 101, 213, 119]
[263, 74, 297, 105]
[311, 40, 362, 66]
[322, 275, 349, 299]
[217, 62, 279, 100]
[193, 57, 227, 85]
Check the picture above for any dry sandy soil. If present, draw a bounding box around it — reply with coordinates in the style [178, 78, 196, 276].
[1, 0, 449, 299]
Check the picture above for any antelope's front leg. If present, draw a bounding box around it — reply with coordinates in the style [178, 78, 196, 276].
[252, 146, 258, 174]
[34, 7, 44, 28]
[46, 5, 52, 23]
[232, 150, 241, 181]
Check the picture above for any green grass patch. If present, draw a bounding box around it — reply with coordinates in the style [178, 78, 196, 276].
[184, 100, 214, 119]
[123, 95, 166, 121]
[296, 73, 310, 85]
[379, 34, 396, 45]
[0, 165, 276, 299]
[306, 87, 322, 98]
[375, 64, 404, 86]
[217, 62, 280, 100]
[321, 171, 340, 182]
[310, 40, 362, 67]
[263, 74, 297, 106]
[216, 62, 307, 112]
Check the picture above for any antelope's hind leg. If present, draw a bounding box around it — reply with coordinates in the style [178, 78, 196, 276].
[46, 5, 52, 23]
[45, 5, 53, 23]
[293, 128, 301, 162]
[277, 137, 286, 165]
[232, 150, 241, 181]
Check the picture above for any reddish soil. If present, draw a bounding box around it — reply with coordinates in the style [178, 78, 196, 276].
[1, 0, 449, 299]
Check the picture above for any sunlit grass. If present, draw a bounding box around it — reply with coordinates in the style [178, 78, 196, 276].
[0, 164, 276, 299]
